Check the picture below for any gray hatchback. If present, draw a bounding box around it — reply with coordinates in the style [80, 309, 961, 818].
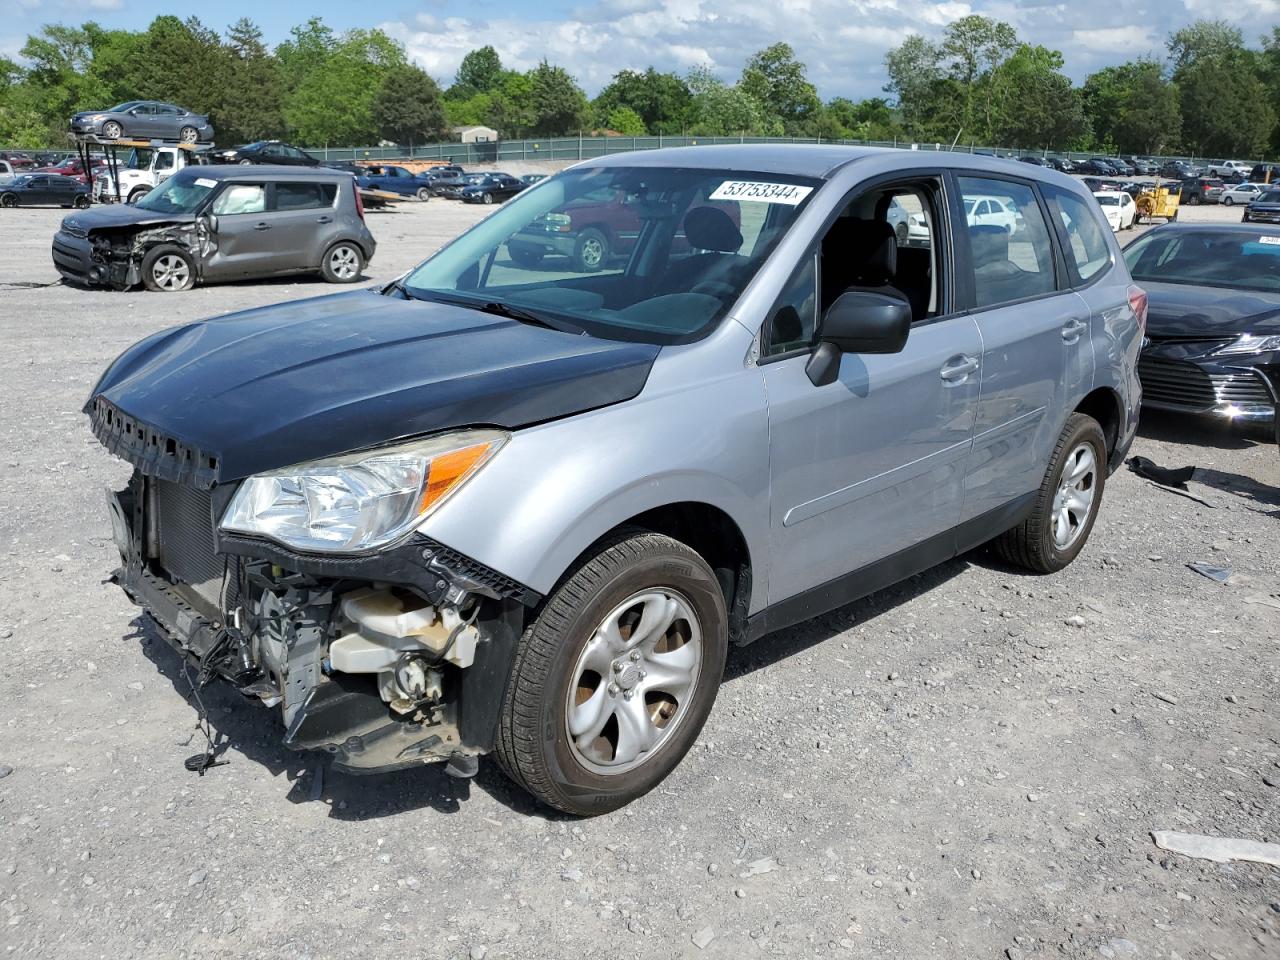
[53, 166, 376, 292]
[87, 146, 1141, 813]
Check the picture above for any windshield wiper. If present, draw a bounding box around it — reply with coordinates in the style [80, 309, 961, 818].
[417, 291, 585, 334]
[383, 276, 423, 300]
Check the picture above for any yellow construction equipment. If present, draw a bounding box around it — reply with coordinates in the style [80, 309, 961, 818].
[1135, 181, 1180, 224]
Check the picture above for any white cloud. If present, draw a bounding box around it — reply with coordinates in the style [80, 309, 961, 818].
[379, 0, 1280, 98]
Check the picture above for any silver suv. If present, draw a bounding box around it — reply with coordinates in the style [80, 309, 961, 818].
[87, 146, 1142, 813]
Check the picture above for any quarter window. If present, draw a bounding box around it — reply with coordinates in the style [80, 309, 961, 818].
[1042, 184, 1111, 283]
[956, 176, 1056, 307]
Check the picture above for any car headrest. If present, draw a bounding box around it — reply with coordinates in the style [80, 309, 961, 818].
[684, 206, 743, 253]
[969, 224, 1010, 267]
[825, 218, 898, 285]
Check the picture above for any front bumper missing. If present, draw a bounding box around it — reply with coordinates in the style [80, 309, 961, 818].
[108, 482, 532, 775]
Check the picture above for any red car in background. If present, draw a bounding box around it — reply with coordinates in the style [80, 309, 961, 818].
[32, 156, 110, 184]
[509, 186, 742, 272]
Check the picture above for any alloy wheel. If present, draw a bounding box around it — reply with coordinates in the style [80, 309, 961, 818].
[151, 254, 190, 291]
[565, 588, 703, 775]
[180, 127, 198, 144]
[1051, 442, 1097, 549]
[329, 245, 359, 280]
[580, 237, 604, 269]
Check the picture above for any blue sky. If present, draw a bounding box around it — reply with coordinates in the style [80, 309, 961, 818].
[6, 0, 1280, 99]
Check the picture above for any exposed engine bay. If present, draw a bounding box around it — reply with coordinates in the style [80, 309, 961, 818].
[86, 220, 214, 290]
[107, 469, 531, 775]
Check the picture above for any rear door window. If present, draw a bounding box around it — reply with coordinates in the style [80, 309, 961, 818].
[956, 176, 1056, 307]
[1041, 184, 1112, 284]
[273, 182, 337, 210]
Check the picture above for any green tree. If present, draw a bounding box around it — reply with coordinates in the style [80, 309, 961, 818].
[738, 43, 819, 134]
[1083, 59, 1180, 155]
[284, 27, 407, 145]
[526, 61, 589, 136]
[1178, 53, 1273, 156]
[131, 17, 230, 116]
[604, 105, 646, 135]
[939, 15, 1019, 143]
[685, 65, 771, 136]
[1168, 20, 1244, 72]
[453, 45, 503, 96]
[592, 68, 691, 134]
[884, 34, 956, 141]
[373, 64, 447, 147]
[993, 45, 1088, 150]
[218, 18, 284, 143]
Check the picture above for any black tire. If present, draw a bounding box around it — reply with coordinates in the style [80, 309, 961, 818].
[894, 221, 909, 244]
[128, 187, 149, 204]
[416, 186, 431, 201]
[238, 158, 253, 166]
[494, 529, 728, 816]
[73, 195, 90, 209]
[573, 228, 609, 272]
[179, 126, 198, 144]
[481, 192, 494, 205]
[320, 241, 364, 283]
[0, 193, 14, 208]
[1242, 211, 1250, 223]
[1170, 209, 1179, 221]
[1223, 196, 1234, 206]
[508, 245, 544, 267]
[140, 244, 195, 292]
[101, 120, 123, 140]
[993, 413, 1107, 574]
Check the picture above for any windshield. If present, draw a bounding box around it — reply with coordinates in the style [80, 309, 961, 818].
[109, 102, 139, 113]
[134, 172, 216, 214]
[1096, 195, 1119, 206]
[1262, 191, 1280, 202]
[1124, 230, 1280, 292]
[402, 165, 820, 344]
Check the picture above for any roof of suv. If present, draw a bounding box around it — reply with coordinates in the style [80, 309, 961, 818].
[577, 144, 1062, 180]
[180, 165, 351, 182]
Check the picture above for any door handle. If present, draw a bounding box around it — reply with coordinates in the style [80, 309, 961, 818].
[1061, 318, 1087, 343]
[253, 222, 271, 231]
[939, 355, 980, 382]
[316, 216, 333, 224]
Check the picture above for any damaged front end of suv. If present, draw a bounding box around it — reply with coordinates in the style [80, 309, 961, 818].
[96, 403, 536, 774]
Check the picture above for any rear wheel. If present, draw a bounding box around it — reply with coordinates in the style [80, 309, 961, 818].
[141, 245, 195, 292]
[495, 530, 728, 815]
[128, 187, 149, 204]
[1223, 196, 1234, 206]
[993, 413, 1106, 574]
[320, 241, 363, 283]
[894, 221, 908, 244]
[179, 126, 198, 144]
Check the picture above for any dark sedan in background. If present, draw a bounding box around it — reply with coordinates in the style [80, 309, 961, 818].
[1, 174, 91, 208]
[211, 141, 320, 166]
[69, 101, 214, 143]
[459, 172, 526, 204]
[1125, 224, 1279, 427]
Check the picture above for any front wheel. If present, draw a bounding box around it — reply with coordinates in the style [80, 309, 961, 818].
[416, 186, 431, 201]
[141, 244, 195, 292]
[481, 192, 494, 205]
[320, 241, 363, 283]
[993, 413, 1106, 574]
[495, 530, 728, 815]
[0, 193, 15, 208]
[101, 120, 123, 140]
[573, 228, 609, 272]
[73, 195, 90, 209]
[128, 187, 149, 204]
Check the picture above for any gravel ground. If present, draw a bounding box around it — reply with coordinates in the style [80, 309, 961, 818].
[0, 197, 1277, 960]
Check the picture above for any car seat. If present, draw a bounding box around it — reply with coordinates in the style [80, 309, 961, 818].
[820, 218, 911, 313]
[661, 206, 747, 294]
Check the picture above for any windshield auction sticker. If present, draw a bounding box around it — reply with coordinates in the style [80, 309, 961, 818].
[1258, 236, 1280, 245]
[194, 178, 217, 188]
[709, 181, 814, 205]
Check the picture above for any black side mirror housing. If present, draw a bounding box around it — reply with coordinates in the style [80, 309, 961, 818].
[805, 291, 911, 386]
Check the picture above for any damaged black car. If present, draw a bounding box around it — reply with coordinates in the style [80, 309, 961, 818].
[52, 166, 376, 292]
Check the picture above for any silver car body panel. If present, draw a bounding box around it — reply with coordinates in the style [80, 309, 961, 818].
[417, 146, 1141, 616]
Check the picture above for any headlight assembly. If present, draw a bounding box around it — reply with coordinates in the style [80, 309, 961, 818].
[220, 429, 506, 553]
[1212, 333, 1280, 357]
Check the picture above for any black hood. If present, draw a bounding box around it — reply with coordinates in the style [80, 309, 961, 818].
[61, 204, 196, 234]
[86, 290, 659, 486]
[1143, 281, 1280, 339]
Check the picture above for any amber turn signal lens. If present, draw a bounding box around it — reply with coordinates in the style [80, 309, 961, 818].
[418, 441, 496, 515]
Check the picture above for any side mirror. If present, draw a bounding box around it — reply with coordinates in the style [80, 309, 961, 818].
[805, 291, 911, 387]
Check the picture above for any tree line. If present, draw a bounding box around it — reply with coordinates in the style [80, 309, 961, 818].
[1, 14, 1278, 158]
